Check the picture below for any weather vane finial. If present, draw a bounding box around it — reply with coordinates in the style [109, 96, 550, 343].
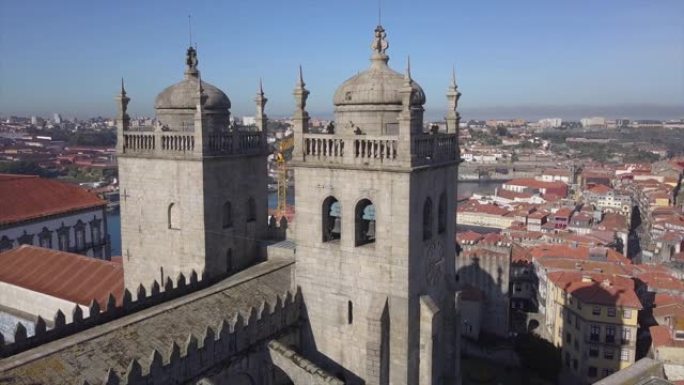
[188, 14, 193, 47]
[378, 0, 382, 26]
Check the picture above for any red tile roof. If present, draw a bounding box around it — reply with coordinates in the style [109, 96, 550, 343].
[587, 184, 613, 194]
[650, 324, 684, 348]
[0, 245, 123, 307]
[0, 174, 105, 226]
[548, 271, 641, 308]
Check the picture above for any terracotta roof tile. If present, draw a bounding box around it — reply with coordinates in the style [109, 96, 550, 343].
[0, 245, 123, 307]
[0, 174, 105, 226]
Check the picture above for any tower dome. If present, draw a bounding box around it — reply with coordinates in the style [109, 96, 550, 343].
[155, 47, 231, 111]
[332, 26, 425, 136]
[154, 47, 231, 131]
[333, 25, 425, 107]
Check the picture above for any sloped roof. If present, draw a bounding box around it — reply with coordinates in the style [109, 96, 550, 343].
[0, 174, 105, 226]
[0, 245, 123, 307]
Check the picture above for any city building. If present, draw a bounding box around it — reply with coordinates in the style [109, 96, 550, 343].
[547, 272, 642, 384]
[0, 174, 110, 259]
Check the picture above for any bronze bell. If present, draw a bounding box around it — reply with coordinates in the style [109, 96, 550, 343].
[331, 217, 342, 234]
[366, 220, 376, 240]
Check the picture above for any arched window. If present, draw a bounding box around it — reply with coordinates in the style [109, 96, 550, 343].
[322, 197, 341, 242]
[438, 192, 447, 234]
[168, 203, 180, 230]
[246, 197, 256, 222]
[423, 198, 433, 240]
[355, 199, 376, 246]
[222, 201, 232, 228]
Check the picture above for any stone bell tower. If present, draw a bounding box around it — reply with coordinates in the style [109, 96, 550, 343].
[117, 47, 269, 290]
[292, 25, 461, 385]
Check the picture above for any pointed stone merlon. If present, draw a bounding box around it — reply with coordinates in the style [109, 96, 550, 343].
[255, 78, 268, 133]
[292, 66, 310, 160]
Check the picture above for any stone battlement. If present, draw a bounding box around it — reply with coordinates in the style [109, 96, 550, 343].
[0, 268, 224, 358]
[90, 289, 301, 385]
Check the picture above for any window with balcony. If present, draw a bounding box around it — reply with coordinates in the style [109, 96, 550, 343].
[589, 345, 599, 357]
[620, 349, 630, 362]
[606, 326, 616, 344]
[622, 328, 631, 344]
[590, 325, 600, 342]
[588, 366, 597, 378]
[604, 348, 614, 360]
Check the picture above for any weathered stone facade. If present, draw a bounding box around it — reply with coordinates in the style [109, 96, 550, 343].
[292, 25, 462, 385]
[117, 48, 268, 290]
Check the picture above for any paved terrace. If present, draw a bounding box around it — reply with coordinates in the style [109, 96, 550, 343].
[0, 257, 295, 384]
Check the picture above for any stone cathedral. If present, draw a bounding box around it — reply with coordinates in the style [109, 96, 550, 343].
[0, 25, 463, 385]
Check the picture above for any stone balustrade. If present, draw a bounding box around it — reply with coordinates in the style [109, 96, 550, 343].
[122, 129, 264, 157]
[300, 132, 458, 168]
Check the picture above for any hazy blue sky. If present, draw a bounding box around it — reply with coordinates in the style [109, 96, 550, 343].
[1, 0, 682, 120]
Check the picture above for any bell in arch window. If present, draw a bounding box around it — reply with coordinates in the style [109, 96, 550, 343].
[355, 199, 376, 246]
[322, 197, 341, 242]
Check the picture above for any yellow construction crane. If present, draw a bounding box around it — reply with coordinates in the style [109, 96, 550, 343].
[275, 136, 294, 218]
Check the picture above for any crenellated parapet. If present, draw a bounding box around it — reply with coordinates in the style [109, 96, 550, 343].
[0, 269, 234, 358]
[83, 288, 302, 385]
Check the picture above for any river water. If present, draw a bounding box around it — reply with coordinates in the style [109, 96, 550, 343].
[106, 181, 500, 256]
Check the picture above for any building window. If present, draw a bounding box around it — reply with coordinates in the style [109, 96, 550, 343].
[221, 202, 231, 229]
[74, 221, 86, 250]
[246, 197, 256, 222]
[604, 348, 614, 360]
[438, 192, 447, 234]
[606, 326, 616, 344]
[620, 349, 630, 362]
[589, 345, 599, 357]
[322, 197, 341, 242]
[347, 301, 353, 324]
[622, 309, 632, 319]
[566, 332, 571, 344]
[38, 227, 52, 248]
[592, 305, 601, 316]
[588, 366, 597, 378]
[622, 328, 631, 344]
[423, 197, 433, 240]
[0, 236, 13, 252]
[169, 203, 181, 230]
[57, 224, 70, 251]
[355, 199, 376, 246]
[590, 325, 600, 342]
[90, 217, 102, 245]
[575, 315, 580, 330]
[607, 307, 616, 317]
[603, 369, 615, 377]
